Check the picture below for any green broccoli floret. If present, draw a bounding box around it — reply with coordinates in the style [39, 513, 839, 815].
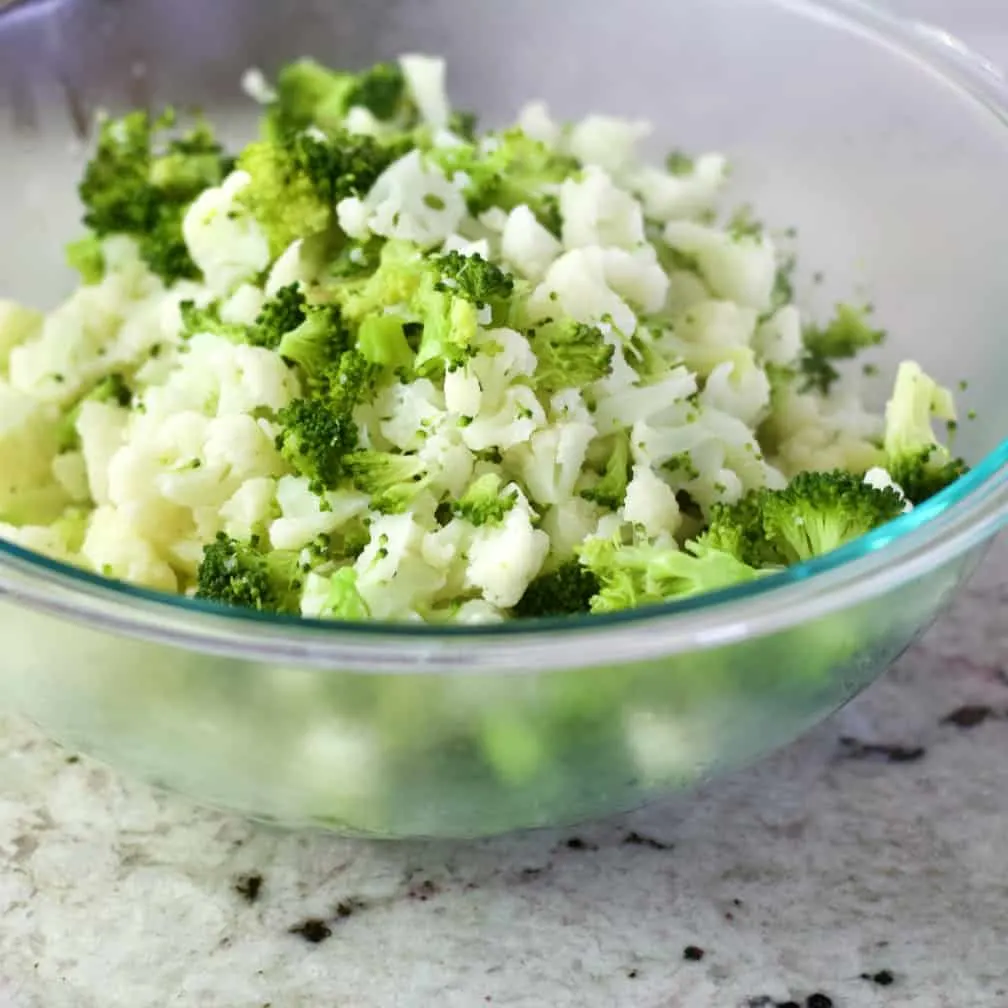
[179, 300, 247, 342]
[882, 361, 968, 504]
[275, 395, 359, 495]
[700, 490, 781, 570]
[448, 110, 479, 142]
[65, 235, 106, 285]
[427, 128, 579, 236]
[356, 314, 415, 374]
[433, 251, 515, 324]
[335, 240, 429, 320]
[529, 319, 615, 396]
[275, 303, 353, 380]
[758, 470, 906, 564]
[319, 567, 371, 620]
[579, 535, 764, 614]
[344, 450, 430, 514]
[78, 110, 232, 284]
[237, 131, 408, 257]
[248, 283, 308, 348]
[412, 275, 480, 377]
[454, 473, 518, 526]
[195, 533, 304, 614]
[580, 434, 631, 510]
[800, 303, 885, 394]
[265, 59, 414, 140]
[512, 561, 600, 618]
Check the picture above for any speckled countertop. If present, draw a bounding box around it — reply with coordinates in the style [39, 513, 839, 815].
[0, 535, 1005, 1008]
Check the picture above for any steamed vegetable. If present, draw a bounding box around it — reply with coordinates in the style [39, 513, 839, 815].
[0, 54, 967, 626]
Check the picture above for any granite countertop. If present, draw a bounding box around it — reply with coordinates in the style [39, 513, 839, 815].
[0, 538, 1004, 1008]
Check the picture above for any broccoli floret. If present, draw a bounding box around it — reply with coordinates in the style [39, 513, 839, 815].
[78, 110, 232, 284]
[512, 561, 600, 618]
[275, 396, 359, 495]
[579, 534, 763, 614]
[65, 235, 105, 285]
[179, 300, 247, 342]
[412, 276, 480, 376]
[356, 314, 415, 374]
[344, 450, 429, 514]
[529, 319, 615, 396]
[800, 303, 885, 394]
[433, 251, 515, 324]
[237, 131, 408, 257]
[455, 473, 518, 526]
[195, 533, 304, 613]
[319, 566, 371, 620]
[265, 59, 414, 140]
[700, 490, 782, 570]
[427, 128, 579, 235]
[448, 110, 479, 142]
[580, 434, 631, 510]
[248, 283, 307, 348]
[882, 361, 968, 504]
[758, 470, 906, 564]
[275, 303, 353, 380]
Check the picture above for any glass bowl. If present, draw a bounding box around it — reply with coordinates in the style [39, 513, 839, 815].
[1, 0, 1006, 838]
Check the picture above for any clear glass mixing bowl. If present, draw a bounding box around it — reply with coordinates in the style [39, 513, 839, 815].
[1, 0, 1006, 838]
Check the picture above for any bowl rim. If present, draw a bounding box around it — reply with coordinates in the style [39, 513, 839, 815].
[1, 0, 1007, 671]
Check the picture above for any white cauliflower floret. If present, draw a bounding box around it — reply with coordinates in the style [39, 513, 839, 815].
[631, 153, 729, 222]
[416, 423, 475, 498]
[663, 221, 777, 313]
[507, 394, 597, 506]
[400, 54, 450, 130]
[461, 385, 546, 453]
[0, 300, 43, 372]
[623, 465, 682, 538]
[559, 167, 646, 250]
[540, 496, 605, 560]
[269, 476, 369, 552]
[377, 378, 445, 450]
[453, 599, 506, 625]
[660, 300, 760, 377]
[465, 495, 550, 609]
[361, 151, 466, 245]
[140, 333, 300, 423]
[219, 477, 277, 541]
[754, 305, 803, 367]
[516, 101, 562, 146]
[501, 205, 562, 281]
[531, 248, 637, 335]
[0, 384, 68, 523]
[354, 512, 447, 620]
[221, 284, 265, 325]
[700, 356, 772, 428]
[82, 505, 177, 592]
[593, 365, 697, 436]
[265, 239, 309, 295]
[567, 115, 652, 178]
[442, 234, 492, 259]
[182, 170, 272, 295]
[76, 400, 129, 506]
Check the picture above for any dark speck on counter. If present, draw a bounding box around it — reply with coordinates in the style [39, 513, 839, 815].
[682, 945, 705, 961]
[289, 918, 332, 943]
[806, 995, 834, 1008]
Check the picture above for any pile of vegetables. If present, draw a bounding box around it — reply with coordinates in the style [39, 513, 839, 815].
[0, 55, 966, 624]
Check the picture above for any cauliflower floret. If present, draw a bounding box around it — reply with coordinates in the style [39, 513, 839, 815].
[416, 422, 476, 498]
[265, 239, 309, 295]
[465, 495, 550, 609]
[501, 205, 562, 281]
[754, 305, 803, 367]
[182, 170, 272, 295]
[400, 54, 450, 129]
[442, 234, 492, 259]
[377, 378, 446, 451]
[81, 505, 177, 592]
[76, 399, 129, 506]
[567, 115, 652, 178]
[269, 476, 369, 552]
[531, 248, 637, 335]
[663, 221, 777, 313]
[354, 512, 447, 620]
[0, 384, 68, 524]
[221, 283, 265, 325]
[623, 464, 682, 538]
[516, 100, 562, 146]
[461, 385, 546, 453]
[593, 365, 697, 436]
[540, 496, 605, 560]
[560, 167, 646, 250]
[630, 153, 729, 222]
[0, 300, 43, 372]
[660, 300, 760, 377]
[700, 356, 772, 428]
[507, 394, 597, 506]
[219, 477, 278, 541]
[361, 151, 466, 246]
